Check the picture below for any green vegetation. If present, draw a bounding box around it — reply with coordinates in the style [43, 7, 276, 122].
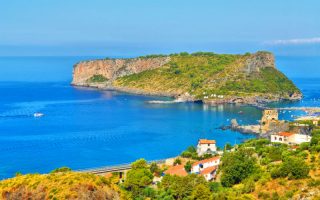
[222, 67, 299, 95]
[220, 148, 258, 187]
[0, 171, 119, 199]
[123, 159, 154, 199]
[114, 52, 300, 100]
[87, 74, 108, 83]
[158, 174, 209, 200]
[138, 54, 167, 59]
[1, 138, 319, 199]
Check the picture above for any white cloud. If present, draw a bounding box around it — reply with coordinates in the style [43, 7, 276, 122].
[264, 37, 320, 45]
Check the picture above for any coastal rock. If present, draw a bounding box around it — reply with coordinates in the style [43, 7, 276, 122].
[230, 119, 239, 129]
[72, 57, 170, 86]
[244, 51, 275, 73]
[289, 91, 303, 100]
[71, 51, 302, 105]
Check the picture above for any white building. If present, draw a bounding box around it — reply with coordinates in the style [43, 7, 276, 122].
[271, 132, 312, 145]
[197, 139, 217, 156]
[191, 156, 220, 174]
[200, 166, 218, 181]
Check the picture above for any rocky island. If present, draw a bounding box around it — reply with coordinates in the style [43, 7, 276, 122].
[72, 51, 302, 104]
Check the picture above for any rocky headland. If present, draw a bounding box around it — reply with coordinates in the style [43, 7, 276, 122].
[72, 51, 302, 105]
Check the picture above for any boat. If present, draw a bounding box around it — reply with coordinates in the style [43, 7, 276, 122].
[33, 112, 44, 118]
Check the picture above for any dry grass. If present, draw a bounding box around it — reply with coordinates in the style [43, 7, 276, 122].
[0, 172, 119, 200]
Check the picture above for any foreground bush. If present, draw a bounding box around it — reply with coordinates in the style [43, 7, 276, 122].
[0, 172, 119, 200]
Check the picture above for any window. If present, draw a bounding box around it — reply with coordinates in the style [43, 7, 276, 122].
[208, 144, 210, 146]
[274, 136, 277, 140]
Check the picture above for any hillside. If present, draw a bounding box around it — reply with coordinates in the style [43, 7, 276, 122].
[72, 51, 301, 104]
[0, 168, 119, 200]
[1, 136, 320, 199]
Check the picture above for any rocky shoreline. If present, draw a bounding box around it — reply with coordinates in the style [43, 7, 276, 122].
[72, 82, 302, 105]
[71, 51, 302, 105]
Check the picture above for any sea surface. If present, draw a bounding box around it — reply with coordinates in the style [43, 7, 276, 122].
[0, 56, 320, 179]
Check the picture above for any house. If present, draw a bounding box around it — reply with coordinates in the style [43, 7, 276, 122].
[270, 132, 311, 145]
[163, 165, 188, 177]
[197, 139, 217, 156]
[191, 156, 220, 174]
[200, 166, 218, 181]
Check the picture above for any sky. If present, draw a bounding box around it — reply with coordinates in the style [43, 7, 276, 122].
[0, 0, 319, 56]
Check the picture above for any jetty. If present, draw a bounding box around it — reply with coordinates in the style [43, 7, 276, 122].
[254, 105, 320, 115]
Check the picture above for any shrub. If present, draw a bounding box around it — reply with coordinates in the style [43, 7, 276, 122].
[173, 158, 182, 165]
[220, 149, 257, 187]
[258, 192, 270, 200]
[190, 184, 212, 200]
[308, 179, 320, 187]
[242, 178, 255, 193]
[87, 74, 108, 83]
[184, 161, 192, 172]
[271, 192, 280, 200]
[208, 182, 222, 192]
[272, 157, 309, 179]
[149, 162, 161, 176]
[50, 167, 71, 173]
[285, 190, 295, 198]
[123, 159, 153, 198]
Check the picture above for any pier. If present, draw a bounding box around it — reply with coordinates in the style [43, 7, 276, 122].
[253, 104, 320, 115]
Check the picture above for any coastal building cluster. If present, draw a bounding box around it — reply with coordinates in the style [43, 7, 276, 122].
[98, 109, 316, 186]
[164, 139, 220, 181]
[161, 109, 316, 183]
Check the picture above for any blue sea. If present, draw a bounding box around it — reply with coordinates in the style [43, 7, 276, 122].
[0, 56, 320, 179]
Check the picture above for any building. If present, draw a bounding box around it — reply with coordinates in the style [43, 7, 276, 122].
[197, 139, 217, 156]
[191, 156, 220, 174]
[261, 109, 278, 122]
[163, 165, 188, 177]
[200, 166, 218, 181]
[261, 109, 279, 131]
[271, 132, 312, 145]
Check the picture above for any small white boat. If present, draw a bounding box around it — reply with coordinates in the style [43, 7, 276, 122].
[33, 112, 44, 118]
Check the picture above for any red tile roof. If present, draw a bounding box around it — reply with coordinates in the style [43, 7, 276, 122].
[278, 132, 294, 137]
[200, 166, 217, 175]
[164, 165, 188, 176]
[198, 139, 216, 145]
[192, 156, 220, 167]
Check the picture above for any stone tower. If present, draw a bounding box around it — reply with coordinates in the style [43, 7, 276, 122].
[261, 109, 278, 131]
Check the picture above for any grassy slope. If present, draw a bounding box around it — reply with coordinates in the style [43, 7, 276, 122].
[0, 172, 119, 200]
[114, 53, 299, 99]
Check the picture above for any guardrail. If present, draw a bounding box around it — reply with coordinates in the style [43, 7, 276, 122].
[76, 159, 166, 174]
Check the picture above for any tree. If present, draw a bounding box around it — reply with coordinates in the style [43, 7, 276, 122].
[220, 149, 257, 187]
[224, 143, 232, 151]
[242, 178, 255, 193]
[184, 161, 192, 172]
[174, 158, 182, 165]
[160, 174, 207, 199]
[150, 162, 161, 176]
[208, 182, 222, 192]
[281, 157, 309, 179]
[190, 184, 212, 200]
[123, 159, 153, 198]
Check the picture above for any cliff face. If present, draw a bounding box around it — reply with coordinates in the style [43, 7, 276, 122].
[72, 51, 302, 104]
[72, 57, 170, 86]
[244, 51, 275, 73]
